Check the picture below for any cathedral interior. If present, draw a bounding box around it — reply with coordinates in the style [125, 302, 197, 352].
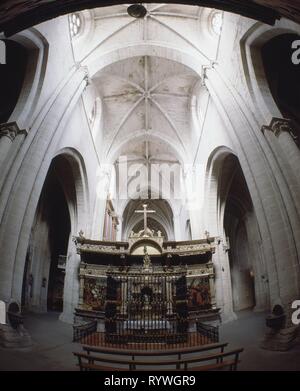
[0, 1, 300, 372]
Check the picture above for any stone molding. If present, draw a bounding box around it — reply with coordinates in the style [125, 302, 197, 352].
[262, 117, 299, 147]
[75, 236, 216, 257]
[0, 122, 27, 142]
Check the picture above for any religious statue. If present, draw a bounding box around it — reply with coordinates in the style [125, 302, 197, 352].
[143, 245, 152, 271]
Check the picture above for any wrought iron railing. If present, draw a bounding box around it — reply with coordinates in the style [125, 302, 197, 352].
[196, 321, 219, 343]
[73, 320, 97, 342]
[80, 318, 215, 350]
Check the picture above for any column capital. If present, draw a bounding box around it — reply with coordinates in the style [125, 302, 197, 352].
[200, 61, 217, 87]
[0, 122, 27, 141]
[262, 117, 299, 147]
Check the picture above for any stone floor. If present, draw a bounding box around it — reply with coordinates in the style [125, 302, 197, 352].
[220, 310, 300, 371]
[0, 310, 299, 371]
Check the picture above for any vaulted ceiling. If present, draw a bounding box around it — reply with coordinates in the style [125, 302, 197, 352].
[95, 55, 198, 162]
[79, 4, 217, 165]
[0, 1, 300, 36]
[122, 198, 174, 239]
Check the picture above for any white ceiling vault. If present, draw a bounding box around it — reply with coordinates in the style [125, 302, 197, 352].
[94, 55, 198, 162]
[73, 3, 223, 165]
[70, 3, 223, 235]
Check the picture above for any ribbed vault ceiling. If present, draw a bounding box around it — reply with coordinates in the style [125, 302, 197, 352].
[2, 1, 300, 36]
[94, 55, 198, 162]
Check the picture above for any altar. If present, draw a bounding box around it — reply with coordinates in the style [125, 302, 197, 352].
[123, 320, 171, 330]
[73, 227, 219, 345]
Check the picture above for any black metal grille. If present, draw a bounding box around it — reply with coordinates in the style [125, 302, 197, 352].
[73, 320, 97, 342]
[104, 270, 189, 346]
[196, 321, 219, 343]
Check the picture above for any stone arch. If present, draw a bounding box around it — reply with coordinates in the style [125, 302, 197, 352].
[1, 28, 49, 129]
[204, 145, 237, 234]
[0, 39, 27, 124]
[130, 238, 163, 256]
[85, 42, 205, 82]
[52, 147, 90, 234]
[22, 156, 72, 313]
[121, 197, 174, 241]
[107, 129, 186, 166]
[21, 149, 89, 316]
[261, 34, 300, 129]
[205, 146, 269, 316]
[131, 217, 169, 241]
[117, 182, 178, 222]
[240, 20, 300, 124]
[0, 65, 88, 308]
[0, 1, 281, 37]
[206, 54, 300, 317]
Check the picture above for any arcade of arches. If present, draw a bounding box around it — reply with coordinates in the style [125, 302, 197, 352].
[0, 2, 299, 369]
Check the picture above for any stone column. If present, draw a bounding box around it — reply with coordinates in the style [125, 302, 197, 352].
[0, 122, 26, 168]
[213, 242, 237, 323]
[206, 68, 300, 308]
[0, 66, 89, 305]
[108, 211, 113, 240]
[173, 213, 182, 241]
[60, 249, 81, 324]
[262, 118, 300, 200]
[111, 213, 118, 242]
[206, 68, 300, 349]
[116, 218, 122, 241]
[103, 210, 109, 239]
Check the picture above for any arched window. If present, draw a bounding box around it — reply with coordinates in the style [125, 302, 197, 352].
[261, 34, 300, 126]
[69, 13, 82, 38]
[0, 40, 28, 123]
[211, 12, 223, 36]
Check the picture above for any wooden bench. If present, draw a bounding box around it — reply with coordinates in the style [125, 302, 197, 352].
[82, 342, 228, 361]
[73, 344, 243, 371]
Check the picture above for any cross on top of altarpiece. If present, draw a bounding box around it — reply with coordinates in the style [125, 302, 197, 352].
[134, 204, 156, 235]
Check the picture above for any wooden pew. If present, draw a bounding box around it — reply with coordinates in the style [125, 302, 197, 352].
[82, 341, 228, 361]
[73, 346, 243, 371]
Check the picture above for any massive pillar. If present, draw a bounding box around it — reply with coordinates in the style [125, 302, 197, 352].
[206, 66, 300, 348]
[0, 66, 89, 307]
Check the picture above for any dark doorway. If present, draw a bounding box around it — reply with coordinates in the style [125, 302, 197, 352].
[22, 158, 72, 313]
[45, 170, 71, 312]
[222, 156, 257, 311]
